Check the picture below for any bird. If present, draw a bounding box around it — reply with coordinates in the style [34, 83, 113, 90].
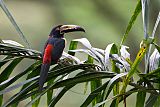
[39, 24, 85, 91]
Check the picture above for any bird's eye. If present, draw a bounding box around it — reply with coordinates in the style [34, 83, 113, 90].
[60, 31, 64, 34]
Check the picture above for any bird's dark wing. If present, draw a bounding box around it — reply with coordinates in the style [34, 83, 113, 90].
[51, 38, 65, 64]
[39, 43, 53, 91]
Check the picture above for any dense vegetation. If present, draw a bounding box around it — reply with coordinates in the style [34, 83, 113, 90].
[0, 0, 160, 107]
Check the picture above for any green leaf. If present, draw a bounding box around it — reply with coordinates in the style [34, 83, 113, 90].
[31, 89, 40, 107]
[81, 81, 109, 107]
[86, 54, 102, 107]
[68, 40, 78, 56]
[154, 96, 160, 107]
[0, 62, 41, 107]
[48, 85, 75, 107]
[145, 95, 158, 107]
[47, 79, 55, 106]
[0, 56, 12, 68]
[0, 61, 41, 90]
[120, 0, 142, 46]
[84, 55, 94, 94]
[0, 0, 30, 48]
[0, 43, 41, 60]
[15, 71, 113, 104]
[90, 78, 102, 106]
[24, 65, 41, 107]
[0, 57, 22, 106]
[136, 91, 146, 107]
[25, 71, 114, 107]
[25, 74, 68, 107]
[95, 87, 145, 107]
[3, 64, 100, 106]
[21, 64, 41, 90]
[2, 82, 37, 107]
[102, 72, 128, 105]
[109, 44, 119, 107]
[120, 39, 151, 95]
[0, 76, 39, 96]
[48, 73, 69, 106]
[0, 57, 23, 84]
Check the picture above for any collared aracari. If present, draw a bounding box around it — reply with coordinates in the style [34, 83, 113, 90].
[39, 24, 85, 91]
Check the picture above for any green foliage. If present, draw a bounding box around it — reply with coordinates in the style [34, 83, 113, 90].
[120, 0, 142, 46]
[0, 0, 160, 107]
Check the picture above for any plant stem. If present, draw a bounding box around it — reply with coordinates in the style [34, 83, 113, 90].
[119, 39, 151, 105]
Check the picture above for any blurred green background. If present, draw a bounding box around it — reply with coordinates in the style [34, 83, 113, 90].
[0, 0, 159, 107]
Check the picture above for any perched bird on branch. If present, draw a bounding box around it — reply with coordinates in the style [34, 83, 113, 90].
[39, 24, 85, 91]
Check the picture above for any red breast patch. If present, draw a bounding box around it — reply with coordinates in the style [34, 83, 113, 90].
[43, 44, 53, 64]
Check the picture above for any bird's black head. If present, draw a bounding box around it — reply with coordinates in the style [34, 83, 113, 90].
[49, 24, 85, 38]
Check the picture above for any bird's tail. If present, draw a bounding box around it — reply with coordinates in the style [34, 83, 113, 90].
[39, 63, 50, 91]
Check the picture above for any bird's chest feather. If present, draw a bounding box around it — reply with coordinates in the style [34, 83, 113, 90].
[47, 38, 66, 62]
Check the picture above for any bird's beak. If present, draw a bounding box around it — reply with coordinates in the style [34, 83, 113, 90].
[60, 25, 85, 34]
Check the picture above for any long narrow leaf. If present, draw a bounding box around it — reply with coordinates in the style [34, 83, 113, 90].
[0, 76, 38, 95]
[12, 71, 115, 107]
[145, 94, 158, 107]
[141, 0, 149, 39]
[120, 0, 142, 46]
[102, 72, 128, 103]
[3, 64, 99, 106]
[48, 85, 75, 107]
[81, 81, 109, 107]
[0, 61, 41, 89]
[0, 43, 41, 60]
[147, 12, 160, 73]
[0, 57, 23, 84]
[0, 0, 30, 48]
[136, 91, 146, 107]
